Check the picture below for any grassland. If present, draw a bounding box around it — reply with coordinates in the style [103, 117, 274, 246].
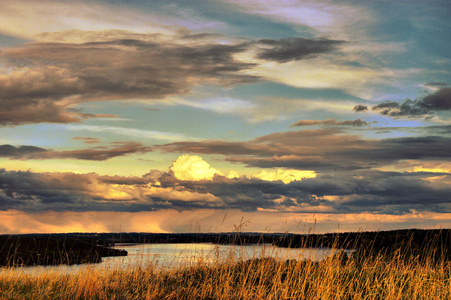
[0, 237, 450, 300]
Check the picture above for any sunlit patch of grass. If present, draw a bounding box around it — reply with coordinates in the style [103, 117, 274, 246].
[0, 237, 450, 299]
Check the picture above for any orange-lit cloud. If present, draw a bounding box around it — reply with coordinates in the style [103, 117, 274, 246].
[252, 169, 316, 184]
[411, 166, 450, 173]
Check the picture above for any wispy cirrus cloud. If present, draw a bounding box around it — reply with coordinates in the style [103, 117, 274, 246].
[223, 0, 375, 40]
[163, 96, 257, 115]
[290, 119, 370, 127]
[64, 125, 199, 142]
[0, 1, 176, 40]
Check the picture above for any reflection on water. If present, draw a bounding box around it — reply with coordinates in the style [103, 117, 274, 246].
[1, 243, 353, 276]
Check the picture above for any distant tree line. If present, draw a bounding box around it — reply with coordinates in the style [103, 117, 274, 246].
[0, 235, 126, 267]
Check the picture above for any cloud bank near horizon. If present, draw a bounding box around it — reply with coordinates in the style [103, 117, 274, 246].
[0, 153, 449, 217]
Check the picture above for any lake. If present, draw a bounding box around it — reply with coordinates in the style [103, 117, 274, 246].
[1, 243, 352, 276]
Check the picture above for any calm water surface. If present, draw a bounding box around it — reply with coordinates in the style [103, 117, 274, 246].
[1, 243, 352, 276]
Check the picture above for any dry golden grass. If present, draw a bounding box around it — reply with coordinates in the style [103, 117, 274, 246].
[0, 243, 450, 300]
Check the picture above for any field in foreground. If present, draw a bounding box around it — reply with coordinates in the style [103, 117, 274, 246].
[1, 247, 450, 300]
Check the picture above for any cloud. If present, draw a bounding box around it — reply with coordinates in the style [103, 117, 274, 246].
[163, 169, 451, 214]
[254, 37, 346, 63]
[0, 155, 450, 215]
[65, 125, 198, 142]
[357, 87, 451, 118]
[159, 129, 372, 171]
[169, 97, 257, 115]
[159, 139, 277, 156]
[0, 168, 225, 212]
[0, 142, 152, 161]
[224, 0, 375, 41]
[170, 154, 223, 181]
[249, 58, 396, 99]
[0, 66, 86, 125]
[72, 136, 101, 144]
[45, 142, 153, 161]
[252, 169, 316, 184]
[0, 145, 47, 158]
[0, 31, 258, 126]
[159, 129, 451, 172]
[290, 119, 370, 127]
[0, 25, 395, 127]
[0, 27, 383, 126]
[353, 104, 368, 112]
[227, 170, 240, 179]
[425, 82, 448, 88]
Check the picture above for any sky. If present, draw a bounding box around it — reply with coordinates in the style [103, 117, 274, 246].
[0, 0, 450, 234]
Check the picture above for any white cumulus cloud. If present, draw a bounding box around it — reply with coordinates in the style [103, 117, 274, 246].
[170, 154, 223, 181]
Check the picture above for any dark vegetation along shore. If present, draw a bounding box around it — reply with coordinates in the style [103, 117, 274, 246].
[0, 235, 127, 267]
[1, 229, 450, 267]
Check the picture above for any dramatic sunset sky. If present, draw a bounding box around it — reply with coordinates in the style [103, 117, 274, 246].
[0, 0, 450, 234]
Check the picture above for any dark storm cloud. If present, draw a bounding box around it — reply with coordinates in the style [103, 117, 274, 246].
[290, 119, 370, 127]
[0, 169, 83, 211]
[291, 171, 448, 200]
[356, 87, 451, 118]
[255, 37, 346, 63]
[291, 170, 451, 214]
[159, 129, 451, 171]
[0, 169, 223, 212]
[0, 167, 449, 214]
[158, 174, 298, 211]
[0, 31, 258, 126]
[0, 142, 152, 161]
[0, 169, 162, 212]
